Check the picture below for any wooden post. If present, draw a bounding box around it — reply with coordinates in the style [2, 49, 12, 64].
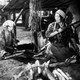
[29, 0, 41, 52]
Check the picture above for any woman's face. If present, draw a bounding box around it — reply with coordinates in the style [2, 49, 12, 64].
[55, 13, 61, 23]
[8, 26, 13, 31]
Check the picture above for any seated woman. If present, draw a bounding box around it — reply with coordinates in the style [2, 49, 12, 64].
[0, 20, 17, 55]
[45, 9, 78, 62]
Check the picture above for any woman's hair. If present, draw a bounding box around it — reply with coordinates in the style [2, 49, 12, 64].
[59, 15, 65, 22]
[66, 11, 73, 25]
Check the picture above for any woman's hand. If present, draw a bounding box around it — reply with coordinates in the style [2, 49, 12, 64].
[49, 31, 58, 37]
[49, 28, 64, 38]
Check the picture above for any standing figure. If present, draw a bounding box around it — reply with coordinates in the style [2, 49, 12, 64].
[45, 9, 78, 62]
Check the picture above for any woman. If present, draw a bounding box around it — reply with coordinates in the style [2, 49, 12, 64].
[45, 9, 77, 62]
[0, 20, 16, 56]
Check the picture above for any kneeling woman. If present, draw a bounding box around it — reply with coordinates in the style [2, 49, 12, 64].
[45, 9, 78, 62]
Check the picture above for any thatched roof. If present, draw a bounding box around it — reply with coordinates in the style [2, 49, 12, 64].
[4, 0, 76, 11]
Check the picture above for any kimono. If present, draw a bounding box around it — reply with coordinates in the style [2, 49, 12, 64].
[45, 22, 76, 62]
[0, 28, 16, 53]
